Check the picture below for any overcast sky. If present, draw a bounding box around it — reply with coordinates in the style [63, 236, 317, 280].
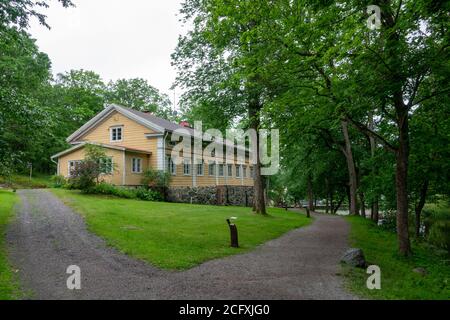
[30, 0, 189, 106]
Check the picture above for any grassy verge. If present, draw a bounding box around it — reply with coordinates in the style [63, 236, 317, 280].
[345, 216, 450, 300]
[52, 189, 312, 270]
[0, 174, 52, 189]
[0, 190, 20, 300]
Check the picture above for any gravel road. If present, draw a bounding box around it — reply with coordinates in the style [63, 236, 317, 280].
[6, 189, 356, 300]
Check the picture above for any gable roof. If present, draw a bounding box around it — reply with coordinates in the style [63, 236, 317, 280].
[66, 103, 249, 152]
[66, 104, 166, 143]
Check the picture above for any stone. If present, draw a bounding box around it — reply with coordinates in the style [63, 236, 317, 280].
[167, 186, 254, 207]
[341, 248, 367, 268]
[413, 267, 427, 276]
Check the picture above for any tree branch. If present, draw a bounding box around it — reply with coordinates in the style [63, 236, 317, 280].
[346, 115, 397, 152]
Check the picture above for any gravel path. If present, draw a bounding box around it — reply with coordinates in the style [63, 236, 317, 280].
[7, 189, 356, 300]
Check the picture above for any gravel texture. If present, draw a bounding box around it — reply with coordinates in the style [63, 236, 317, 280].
[7, 189, 357, 300]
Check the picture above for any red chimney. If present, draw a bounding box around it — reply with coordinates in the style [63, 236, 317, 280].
[179, 121, 191, 128]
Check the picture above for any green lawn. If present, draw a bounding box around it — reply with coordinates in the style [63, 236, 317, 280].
[345, 216, 450, 300]
[0, 190, 20, 300]
[52, 189, 311, 270]
[0, 174, 52, 189]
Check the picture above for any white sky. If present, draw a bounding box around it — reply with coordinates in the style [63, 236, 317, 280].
[30, 0, 189, 106]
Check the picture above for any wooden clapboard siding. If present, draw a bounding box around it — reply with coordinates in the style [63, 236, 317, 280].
[78, 111, 159, 168]
[58, 147, 124, 185]
[124, 152, 151, 186]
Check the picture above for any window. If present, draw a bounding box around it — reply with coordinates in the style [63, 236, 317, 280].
[235, 165, 241, 178]
[68, 160, 82, 177]
[208, 163, 216, 176]
[183, 159, 191, 176]
[99, 157, 113, 174]
[243, 166, 247, 178]
[196, 161, 204, 176]
[250, 166, 254, 178]
[227, 164, 233, 177]
[132, 158, 142, 173]
[166, 156, 176, 175]
[110, 126, 123, 142]
[218, 164, 224, 177]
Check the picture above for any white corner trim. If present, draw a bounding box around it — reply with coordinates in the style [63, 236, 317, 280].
[156, 136, 164, 170]
[122, 151, 126, 186]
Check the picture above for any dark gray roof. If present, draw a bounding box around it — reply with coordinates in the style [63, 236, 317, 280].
[121, 106, 195, 135]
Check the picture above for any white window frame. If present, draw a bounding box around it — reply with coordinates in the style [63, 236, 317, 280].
[166, 156, 176, 176]
[68, 160, 82, 177]
[218, 164, 224, 177]
[132, 158, 143, 174]
[196, 161, 204, 176]
[110, 126, 123, 142]
[235, 165, 241, 178]
[243, 165, 247, 178]
[227, 164, 233, 177]
[208, 162, 216, 177]
[183, 159, 191, 176]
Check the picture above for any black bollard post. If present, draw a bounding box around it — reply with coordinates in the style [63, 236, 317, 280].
[226, 219, 239, 248]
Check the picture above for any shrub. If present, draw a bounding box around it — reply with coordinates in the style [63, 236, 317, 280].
[141, 168, 172, 188]
[84, 183, 163, 202]
[379, 209, 397, 232]
[135, 187, 163, 201]
[86, 183, 135, 199]
[69, 161, 99, 191]
[425, 207, 450, 253]
[67, 144, 115, 191]
[51, 175, 67, 188]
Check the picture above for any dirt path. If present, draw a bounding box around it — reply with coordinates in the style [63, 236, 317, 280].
[7, 189, 356, 300]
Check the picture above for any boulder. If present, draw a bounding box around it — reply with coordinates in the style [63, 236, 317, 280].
[341, 248, 367, 268]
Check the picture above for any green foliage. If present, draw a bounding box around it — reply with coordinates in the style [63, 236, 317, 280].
[51, 175, 67, 189]
[141, 168, 172, 189]
[106, 78, 177, 121]
[0, 0, 73, 29]
[345, 216, 450, 300]
[85, 183, 136, 199]
[424, 202, 450, 253]
[84, 183, 164, 202]
[135, 188, 163, 202]
[0, 174, 52, 189]
[68, 145, 112, 191]
[0, 190, 21, 300]
[52, 189, 312, 269]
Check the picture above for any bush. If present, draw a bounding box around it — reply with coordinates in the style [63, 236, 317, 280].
[379, 209, 397, 232]
[51, 175, 67, 188]
[425, 207, 450, 253]
[141, 169, 171, 188]
[84, 183, 163, 202]
[135, 187, 163, 201]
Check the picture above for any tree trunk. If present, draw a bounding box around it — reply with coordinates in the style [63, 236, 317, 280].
[373, 197, 379, 223]
[395, 105, 411, 256]
[341, 119, 358, 215]
[359, 192, 366, 218]
[368, 111, 379, 223]
[415, 179, 429, 238]
[249, 98, 266, 215]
